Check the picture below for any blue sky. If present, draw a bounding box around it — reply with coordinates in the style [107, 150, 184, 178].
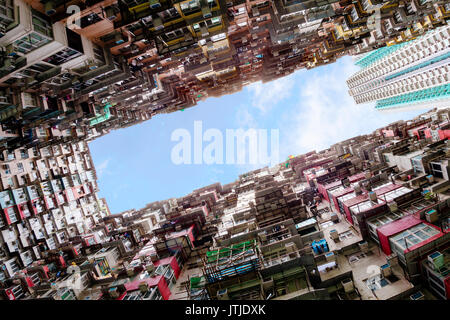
[89, 56, 424, 214]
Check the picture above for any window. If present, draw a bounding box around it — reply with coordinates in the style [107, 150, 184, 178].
[20, 149, 28, 159]
[164, 28, 185, 41]
[9, 260, 20, 275]
[32, 10, 53, 37]
[390, 223, 441, 254]
[123, 0, 147, 7]
[350, 7, 359, 21]
[412, 157, 424, 173]
[406, 234, 420, 245]
[414, 230, 428, 241]
[157, 8, 180, 21]
[181, 0, 201, 14]
[80, 13, 102, 28]
[0, 0, 14, 30]
[207, 16, 221, 27]
[144, 287, 162, 300]
[13, 32, 51, 54]
[430, 162, 444, 179]
[43, 47, 82, 65]
[211, 33, 226, 42]
[123, 292, 141, 300]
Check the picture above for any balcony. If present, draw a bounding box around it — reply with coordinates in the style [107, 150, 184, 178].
[203, 240, 261, 283]
[180, 0, 202, 17]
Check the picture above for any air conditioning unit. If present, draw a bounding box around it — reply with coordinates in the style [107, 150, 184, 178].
[149, 0, 162, 9]
[126, 267, 135, 277]
[284, 241, 295, 252]
[380, 263, 392, 277]
[428, 251, 444, 271]
[44, 1, 56, 16]
[202, 6, 212, 18]
[341, 178, 350, 187]
[285, 242, 297, 257]
[358, 240, 369, 253]
[261, 278, 274, 292]
[153, 17, 164, 31]
[425, 209, 438, 223]
[200, 25, 209, 37]
[329, 229, 339, 241]
[105, 7, 117, 21]
[341, 279, 354, 293]
[146, 263, 155, 275]
[150, 252, 159, 262]
[258, 232, 267, 242]
[325, 251, 336, 262]
[330, 212, 339, 222]
[388, 201, 398, 213]
[139, 281, 149, 292]
[217, 288, 229, 300]
[387, 253, 399, 267]
[109, 287, 119, 298]
[114, 32, 126, 44]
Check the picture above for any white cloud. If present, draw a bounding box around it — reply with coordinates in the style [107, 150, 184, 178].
[280, 57, 411, 157]
[96, 159, 111, 178]
[236, 107, 258, 129]
[210, 168, 225, 175]
[247, 72, 300, 113]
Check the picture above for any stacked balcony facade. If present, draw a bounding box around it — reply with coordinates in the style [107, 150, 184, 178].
[0, 0, 445, 154]
[347, 24, 450, 111]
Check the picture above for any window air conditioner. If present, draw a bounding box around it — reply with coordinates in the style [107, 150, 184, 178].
[149, 0, 161, 9]
[329, 229, 339, 241]
[341, 279, 354, 293]
[202, 6, 212, 18]
[428, 251, 444, 270]
[380, 263, 392, 277]
[217, 289, 229, 300]
[105, 7, 116, 20]
[45, 1, 56, 15]
[388, 201, 398, 212]
[258, 232, 267, 242]
[153, 17, 164, 31]
[139, 281, 149, 293]
[285, 242, 297, 254]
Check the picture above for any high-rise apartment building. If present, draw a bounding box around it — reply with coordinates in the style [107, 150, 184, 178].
[0, 107, 448, 300]
[0, 138, 113, 299]
[347, 24, 450, 111]
[0, 0, 449, 302]
[0, 0, 448, 156]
